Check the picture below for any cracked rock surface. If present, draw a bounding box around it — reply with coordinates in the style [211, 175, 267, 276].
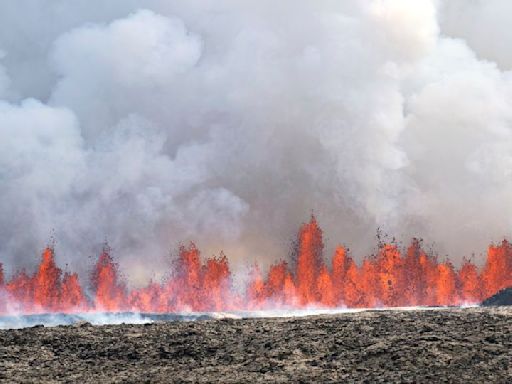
[1, 307, 511, 383]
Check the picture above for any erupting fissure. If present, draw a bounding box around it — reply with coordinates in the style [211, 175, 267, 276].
[1, 216, 511, 314]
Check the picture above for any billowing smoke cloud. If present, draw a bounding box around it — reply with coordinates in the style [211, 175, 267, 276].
[1, 0, 511, 283]
[439, 0, 512, 71]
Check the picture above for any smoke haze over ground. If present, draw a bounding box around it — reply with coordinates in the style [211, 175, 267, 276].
[1, 0, 512, 284]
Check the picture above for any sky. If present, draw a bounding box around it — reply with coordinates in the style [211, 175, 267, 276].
[1, 0, 512, 284]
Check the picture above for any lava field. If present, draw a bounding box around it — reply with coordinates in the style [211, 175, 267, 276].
[0, 307, 511, 383]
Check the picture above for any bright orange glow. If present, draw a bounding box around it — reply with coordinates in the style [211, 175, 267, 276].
[295, 215, 323, 305]
[92, 247, 126, 311]
[0, 216, 510, 314]
[458, 259, 482, 303]
[33, 248, 62, 310]
[481, 241, 512, 299]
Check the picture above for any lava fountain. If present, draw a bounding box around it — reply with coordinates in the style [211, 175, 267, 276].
[1, 216, 511, 316]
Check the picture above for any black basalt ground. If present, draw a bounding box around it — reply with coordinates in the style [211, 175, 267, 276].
[0, 307, 511, 383]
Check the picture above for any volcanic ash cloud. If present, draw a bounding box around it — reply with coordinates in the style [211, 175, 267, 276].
[0, 1, 512, 281]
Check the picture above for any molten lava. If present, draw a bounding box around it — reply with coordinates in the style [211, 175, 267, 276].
[0, 216, 511, 314]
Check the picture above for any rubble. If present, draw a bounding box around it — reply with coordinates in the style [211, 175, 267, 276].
[1, 307, 511, 382]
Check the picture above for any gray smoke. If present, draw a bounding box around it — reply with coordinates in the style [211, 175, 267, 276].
[1, 0, 512, 284]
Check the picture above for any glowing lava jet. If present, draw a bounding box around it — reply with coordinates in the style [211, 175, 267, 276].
[0, 216, 511, 314]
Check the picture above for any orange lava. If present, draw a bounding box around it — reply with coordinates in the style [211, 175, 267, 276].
[0, 216, 511, 314]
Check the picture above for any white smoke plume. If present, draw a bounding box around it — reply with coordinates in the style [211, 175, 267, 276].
[1, 0, 512, 284]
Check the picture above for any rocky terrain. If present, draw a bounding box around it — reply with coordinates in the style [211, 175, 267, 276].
[482, 288, 512, 306]
[0, 307, 511, 383]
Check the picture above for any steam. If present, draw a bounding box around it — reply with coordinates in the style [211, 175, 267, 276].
[1, 307, 454, 329]
[1, 0, 512, 283]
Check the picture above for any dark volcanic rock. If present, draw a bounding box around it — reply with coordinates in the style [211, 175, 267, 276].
[0, 307, 511, 383]
[482, 287, 512, 306]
